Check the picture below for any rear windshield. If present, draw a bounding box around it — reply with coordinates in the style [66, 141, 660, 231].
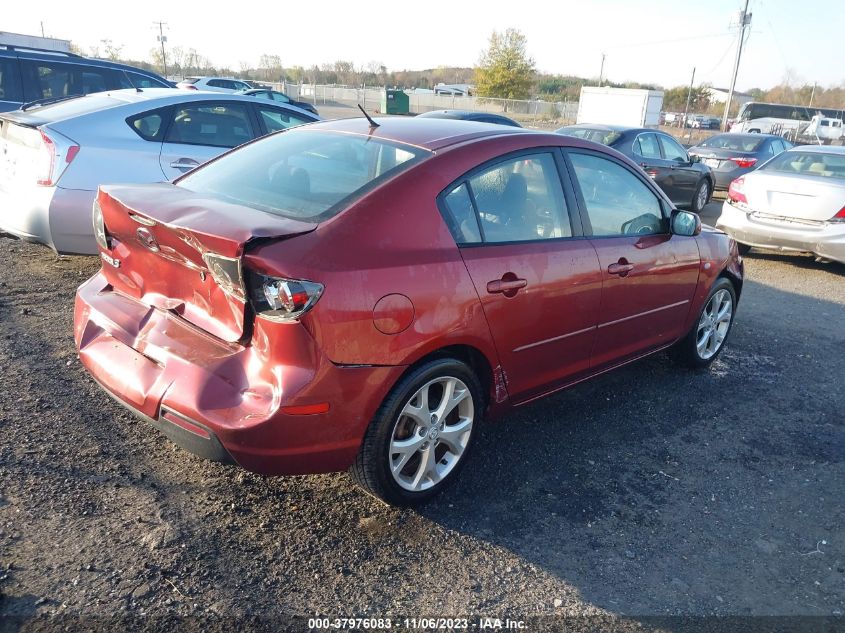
[557, 127, 622, 146]
[761, 151, 845, 180]
[698, 135, 763, 151]
[177, 130, 430, 221]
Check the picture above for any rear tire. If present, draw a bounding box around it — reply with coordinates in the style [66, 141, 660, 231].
[350, 358, 483, 506]
[674, 278, 737, 368]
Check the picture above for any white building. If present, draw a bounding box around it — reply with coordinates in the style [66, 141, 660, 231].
[707, 87, 753, 106]
[434, 83, 473, 96]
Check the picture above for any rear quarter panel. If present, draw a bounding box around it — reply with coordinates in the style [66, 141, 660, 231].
[54, 108, 168, 190]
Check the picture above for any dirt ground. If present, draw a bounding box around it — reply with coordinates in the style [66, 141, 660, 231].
[1, 200, 844, 631]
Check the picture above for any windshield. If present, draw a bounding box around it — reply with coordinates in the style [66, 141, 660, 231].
[556, 127, 622, 146]
[761, 151, 845, 180]
[177, 130, 430, 221]
[698, 135, 763, 152]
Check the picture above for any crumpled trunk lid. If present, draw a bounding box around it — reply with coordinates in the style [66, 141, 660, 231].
[96, 183, 317, 342]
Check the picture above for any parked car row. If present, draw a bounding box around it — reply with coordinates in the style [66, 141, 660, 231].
[0, 89, 320, 253]
[661, 112, 720, 128]
[555, 124, 714, 212]
[688, 133, 793, 191]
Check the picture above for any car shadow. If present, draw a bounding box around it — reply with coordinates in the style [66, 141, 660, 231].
[417, 276, 845, 616]
[744, 250, 845, 275]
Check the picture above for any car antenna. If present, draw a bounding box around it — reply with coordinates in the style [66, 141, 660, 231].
[358, 104, 379, 128]
[121, 69, 142, 93]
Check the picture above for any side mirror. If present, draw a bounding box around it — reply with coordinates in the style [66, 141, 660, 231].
[671, 209, 701, 236]
[690, 154, 701, 163]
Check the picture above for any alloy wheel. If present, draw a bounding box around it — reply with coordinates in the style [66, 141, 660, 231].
[388, 376, 474, 492]
[695, 181, 709, 211]
[696, 288, 733, 360]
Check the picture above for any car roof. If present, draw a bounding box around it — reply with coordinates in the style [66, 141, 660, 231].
[786, 145, 845, 155]
[562, 123, 636, 133]
[420, 110, 491, 118]
[417, 110, 520, 126]
[0, 46, 166, 79]
[295, 116, 533, 151]
[0, 88, 317, 125]
[707, 132, 780, 139]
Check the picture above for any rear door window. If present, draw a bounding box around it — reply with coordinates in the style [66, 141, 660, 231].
[21, 60, 73, 100]
[634, 133, 661, 160]
[20, 60, 121, 101]
[440, 153, 572, 244]
[165, 102, 254, 148]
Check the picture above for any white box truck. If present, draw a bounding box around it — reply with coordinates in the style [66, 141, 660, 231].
[577, 86, 664, 128]
[0, 31, 71, 53]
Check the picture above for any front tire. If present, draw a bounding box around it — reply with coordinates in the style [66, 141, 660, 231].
[350, 358, 483, 506]
[675, 278, 737, 368]
[691, 179, 711, 213]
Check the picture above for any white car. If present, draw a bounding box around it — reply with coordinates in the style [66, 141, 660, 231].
[716, 146, 845, 264]
[0, 88, 319, 254]
[176, 77, 253, 93]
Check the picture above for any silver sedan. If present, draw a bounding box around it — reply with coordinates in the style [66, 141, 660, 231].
[0, 89, 319, 254]
[716, 146, 845, 264]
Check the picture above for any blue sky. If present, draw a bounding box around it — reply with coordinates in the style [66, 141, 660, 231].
[5, 0, 843, 90]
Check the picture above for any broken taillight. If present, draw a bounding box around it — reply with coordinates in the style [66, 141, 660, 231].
[249, 274, 323, 322]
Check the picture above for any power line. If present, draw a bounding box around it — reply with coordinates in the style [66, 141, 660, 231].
[606, 32, 733, 51]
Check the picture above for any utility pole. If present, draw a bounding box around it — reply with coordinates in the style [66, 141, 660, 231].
[599, 53, 606, 87]
[809, 82, 817, 109]
[40, 22, 45, 38]
[154, 21, 168, 78]
[722, 0, 751, 131]
[683, 67, 696, 141]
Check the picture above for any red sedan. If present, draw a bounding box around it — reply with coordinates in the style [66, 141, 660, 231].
[74, 117, 743, 505]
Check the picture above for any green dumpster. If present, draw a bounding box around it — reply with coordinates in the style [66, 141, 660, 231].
[381, 89, 409, 115]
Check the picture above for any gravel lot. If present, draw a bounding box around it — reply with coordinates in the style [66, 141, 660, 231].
[1, 201, 843, 630]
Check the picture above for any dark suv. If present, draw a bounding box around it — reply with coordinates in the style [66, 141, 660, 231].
[0, 45, 171, 112]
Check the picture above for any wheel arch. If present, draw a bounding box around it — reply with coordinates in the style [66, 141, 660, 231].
[719, 267, 743, 301]
[392, 344, 496, 412]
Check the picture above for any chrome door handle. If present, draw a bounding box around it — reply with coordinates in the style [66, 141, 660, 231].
[486, 278, 527, 295]
[169, 158, 200, 171]
[607, 261, 635, 277]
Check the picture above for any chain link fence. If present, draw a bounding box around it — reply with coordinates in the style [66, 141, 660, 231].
[274, 83, 578, 125]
